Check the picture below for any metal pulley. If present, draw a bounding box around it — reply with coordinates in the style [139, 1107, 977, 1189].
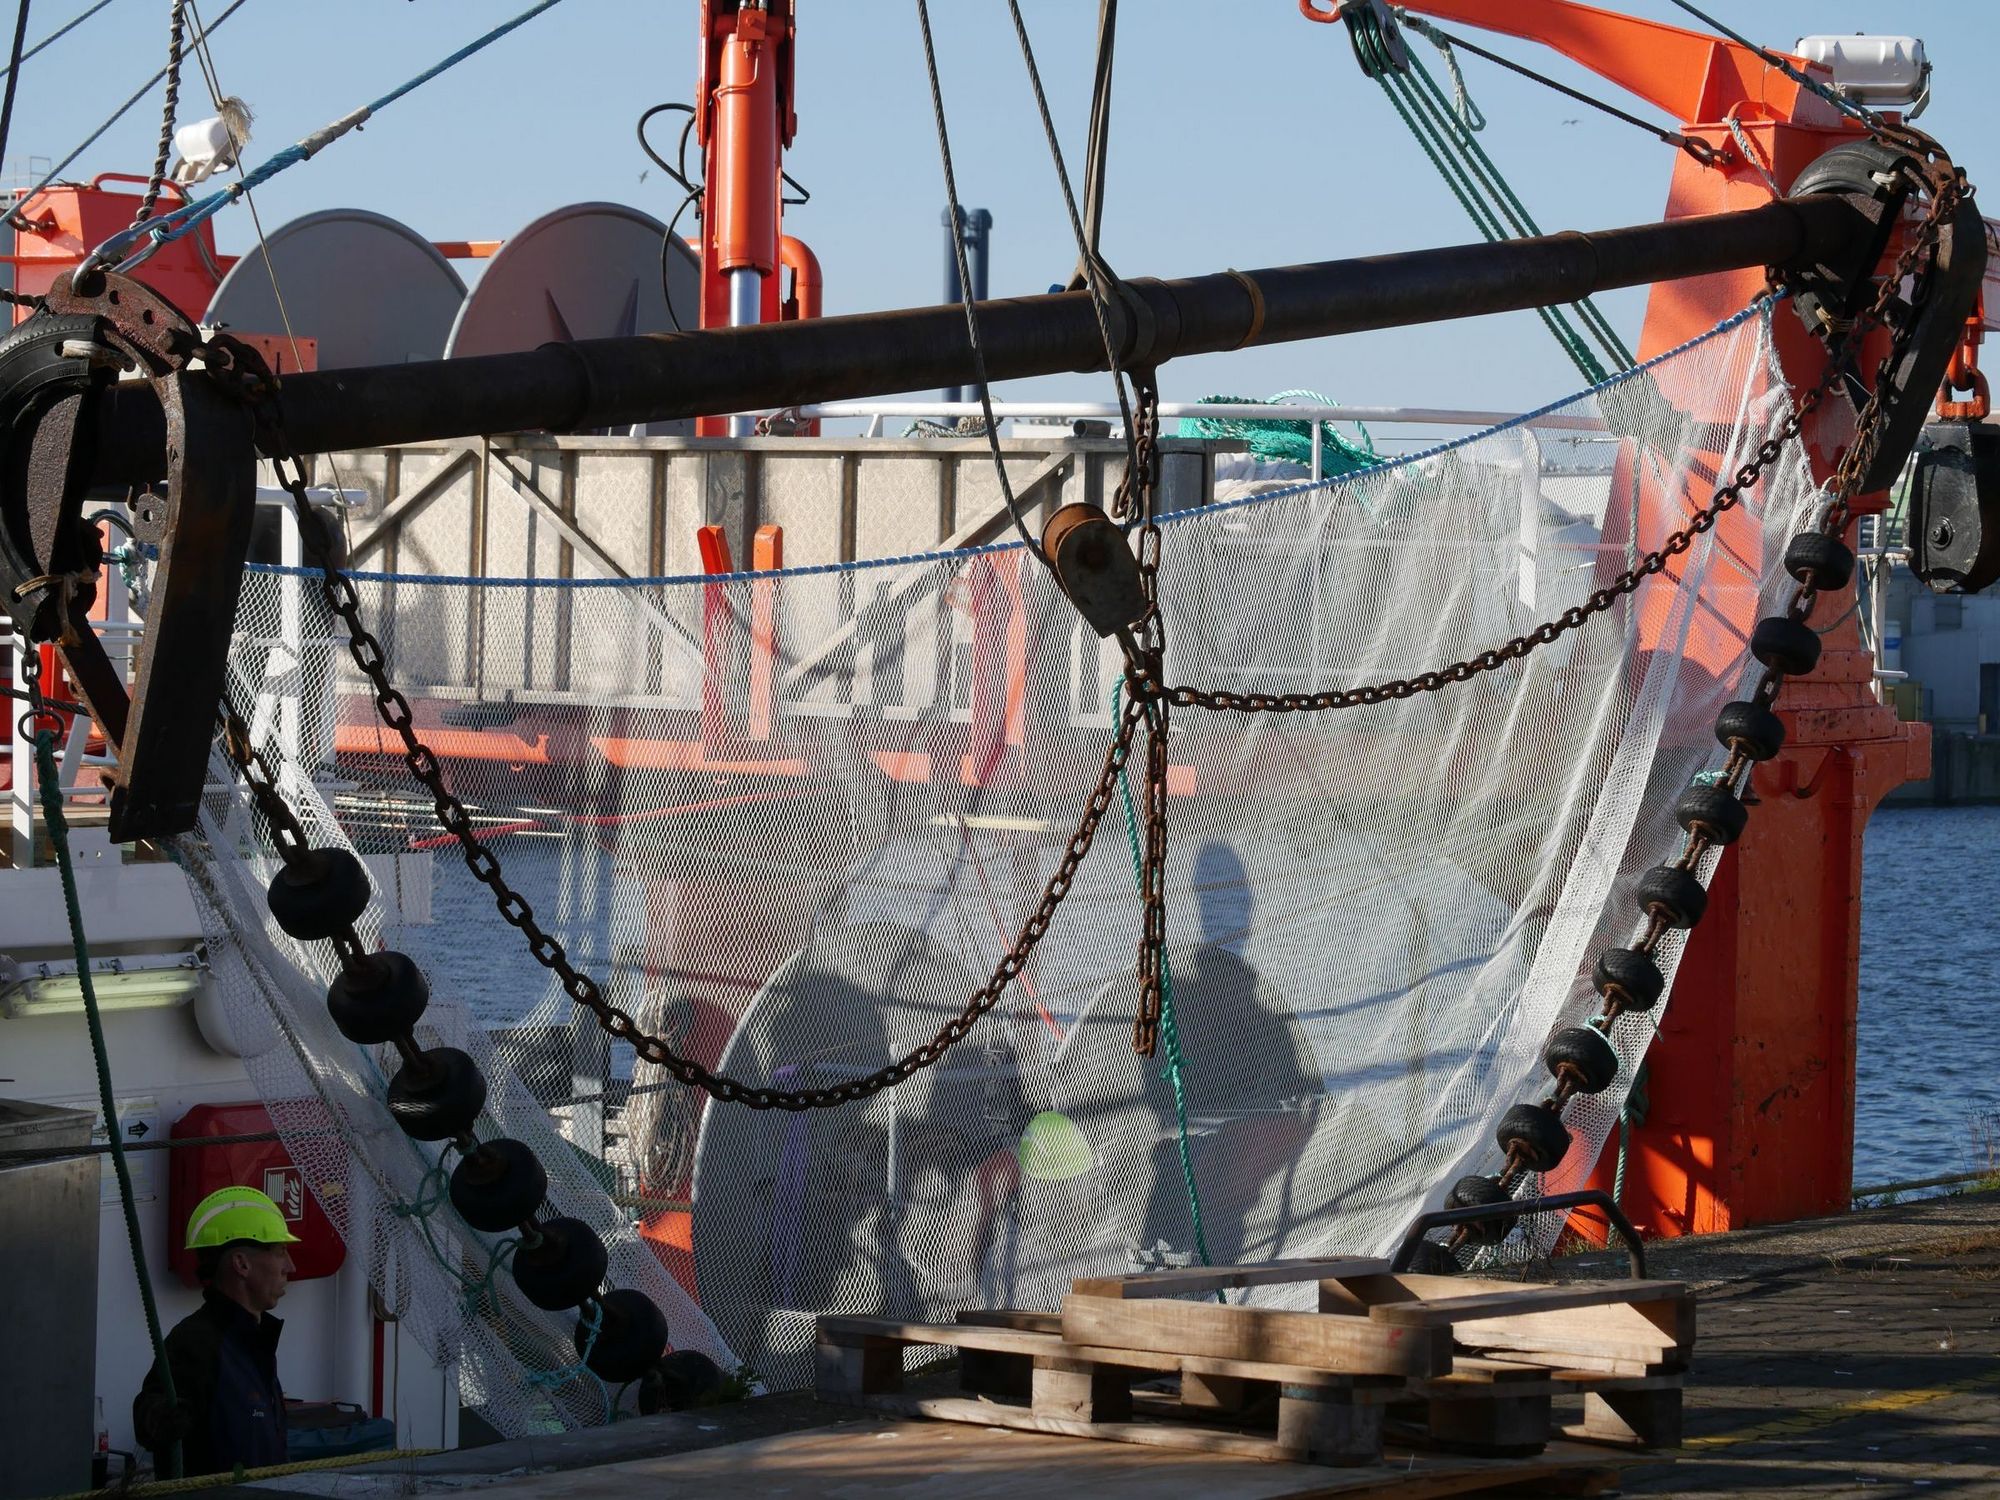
[1907, 418, 2000, 593]
[1042, 501, 1148, 638]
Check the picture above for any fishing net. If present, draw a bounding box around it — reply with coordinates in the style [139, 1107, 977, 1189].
[180, 296, 1821, 1408]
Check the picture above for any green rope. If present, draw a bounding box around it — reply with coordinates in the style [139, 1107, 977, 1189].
[1176, 389, 1378, 476]
[1400, 52, 1635, 372]
[1347, 12, 1633, 385]
[35, 729, 183, 1479]
[1108, 681, 1221, 1299]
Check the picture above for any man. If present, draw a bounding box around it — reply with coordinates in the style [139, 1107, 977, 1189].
[133, 1185, 299, 1477]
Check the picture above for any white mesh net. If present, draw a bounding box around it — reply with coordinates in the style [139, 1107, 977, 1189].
[172, 298, 1822, 1413]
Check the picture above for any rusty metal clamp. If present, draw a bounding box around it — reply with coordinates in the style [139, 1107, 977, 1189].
[0, 269, 261, 840]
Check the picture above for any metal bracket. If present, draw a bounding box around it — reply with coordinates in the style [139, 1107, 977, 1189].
[1393, 1187, 1648, 1279]
[0, 270, 261, 842]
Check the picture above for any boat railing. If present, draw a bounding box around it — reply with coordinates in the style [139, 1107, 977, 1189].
[784, 400, 1614, 482]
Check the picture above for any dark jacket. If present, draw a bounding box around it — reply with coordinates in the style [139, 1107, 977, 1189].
[133, 1289, 287, 1477]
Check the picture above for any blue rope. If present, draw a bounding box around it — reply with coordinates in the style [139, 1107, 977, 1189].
[1108, 679, 1221, 1298]
[100, 0, 566, 261]
[242, 294, 1772, 593]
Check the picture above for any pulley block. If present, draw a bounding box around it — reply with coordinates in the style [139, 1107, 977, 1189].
[580, 1288, 670, 1384]
[1042, 502, 1149, 638]
[1788, 139, 1988, 492]
[1907, 418, 2000, 594]
[511, 1216, 608, 1311]
[448, 1136, 548, 1233]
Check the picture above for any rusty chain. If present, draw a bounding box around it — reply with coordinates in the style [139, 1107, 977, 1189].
[215, 138, 1963, 1110]
[236, 467, 1155, 1108]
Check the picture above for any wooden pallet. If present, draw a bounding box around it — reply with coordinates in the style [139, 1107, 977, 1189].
[815, 1256, 1689, 1488]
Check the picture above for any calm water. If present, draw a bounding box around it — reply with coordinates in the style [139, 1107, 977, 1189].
[393, 803, 2000, 1189]
[1856, 805, 2000, 1190]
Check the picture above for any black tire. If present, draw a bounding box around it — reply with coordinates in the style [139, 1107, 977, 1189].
[267, 848, 372, 941]
[1544, 1026, 1620, 1094]
[327, 950, 429, 1044]
[1496, 1103, 1570, 1173]
[581, 1289, 671, 1384]
[1637, 864, 1707, 929]
[449, 1137, 547, 1233]
[1750, 616, 1821, 676]
[1592, 947, 1664, 1011]
[1446, 1173, 1513, 1246]
[1675, 784, 1748, 846]
[1784, 531, 1854, 591]
[385, 1047, 486, 1141]
[512, 1217, 607, 1311]
[1715, 701, 1785, 761]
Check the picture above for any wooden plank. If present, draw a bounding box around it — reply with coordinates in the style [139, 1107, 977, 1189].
[1033, 1357, 1134, 1422]
[1324, 1274, 1692, 1364]
[813, 1334, 902, 1399]
[1357, 1280, 1689, 1330]
[1275, 1384, 1385, 1466]
[799, 1402, 1648, 1498]
[1074, 1256, 1388, 1301]
[820, 1315, 1407, 1391]
[1570, 1387, 1684, 1449]
[958, 1309, 1063, 1334]
[1061, 1294, 1451, 1377]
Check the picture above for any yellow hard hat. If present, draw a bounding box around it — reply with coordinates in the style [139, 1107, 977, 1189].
[184, 1185, 303, 1250]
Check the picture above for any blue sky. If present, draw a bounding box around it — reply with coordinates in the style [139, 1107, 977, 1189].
[8, 0, 1996, 417]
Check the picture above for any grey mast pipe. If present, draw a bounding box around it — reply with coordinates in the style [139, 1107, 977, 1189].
[92, 194, 1870, 470]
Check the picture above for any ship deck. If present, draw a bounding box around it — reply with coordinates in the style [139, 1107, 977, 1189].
[216, 1189, 2000, 1500]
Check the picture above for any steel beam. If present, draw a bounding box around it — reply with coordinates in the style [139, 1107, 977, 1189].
[91, 193, 1873, 474]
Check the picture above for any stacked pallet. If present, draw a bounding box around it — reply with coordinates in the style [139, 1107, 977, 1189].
[815, 1256, 1689, 1491]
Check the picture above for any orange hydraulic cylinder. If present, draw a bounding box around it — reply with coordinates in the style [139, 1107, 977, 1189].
[710, 20, 780, 280]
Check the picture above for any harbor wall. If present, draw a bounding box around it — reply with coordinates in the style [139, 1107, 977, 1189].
[1884, 729, 2000, 804]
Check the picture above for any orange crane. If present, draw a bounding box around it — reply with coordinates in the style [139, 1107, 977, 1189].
[1307, 0, 1939, 1238]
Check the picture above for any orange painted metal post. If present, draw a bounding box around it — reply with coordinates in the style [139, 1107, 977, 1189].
[697, 523, 735, 756]
[748, 523, 783, 740]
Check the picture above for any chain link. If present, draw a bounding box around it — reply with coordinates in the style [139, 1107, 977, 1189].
[234, 461, 1155, 1109]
